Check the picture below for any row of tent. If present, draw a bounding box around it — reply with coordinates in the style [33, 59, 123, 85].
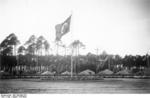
[41, 69, 132, 75]
[1, 68, 150, 76]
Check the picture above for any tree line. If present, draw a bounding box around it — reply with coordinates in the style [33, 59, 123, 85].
[0, 33, 149, 75]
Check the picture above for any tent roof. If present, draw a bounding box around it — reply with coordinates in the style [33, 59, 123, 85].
[79, 69, 95, 75]
[116, 69, 130, 75]
[0, 71, 9, 75]
[41, 71, 55, 75]
[61, 71, 71, 75]
[98, 69, 114, 75]
[144, 68, 150, 75]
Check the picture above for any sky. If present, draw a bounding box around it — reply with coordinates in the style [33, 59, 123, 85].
[0, 0, 150, 56]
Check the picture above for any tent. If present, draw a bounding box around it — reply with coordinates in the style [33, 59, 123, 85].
[116, 69, 130, 75]
[78, 69, 95, 75]
[135, 71, 144, 75]
[36, 71, 41, 75]
[41, 71, 55, 75]
[61, 71, 71, 75]
[0, 71, 9, 75]
[144, 68, 150, 75]
[98, 69, 114, 75]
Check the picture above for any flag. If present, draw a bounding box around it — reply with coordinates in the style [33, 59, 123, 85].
[55, 15, 71, 41]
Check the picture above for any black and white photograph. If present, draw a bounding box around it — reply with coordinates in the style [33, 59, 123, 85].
[0, 0, 150, 95]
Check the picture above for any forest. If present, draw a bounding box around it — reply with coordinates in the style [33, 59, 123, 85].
[0, 33, 149, 75]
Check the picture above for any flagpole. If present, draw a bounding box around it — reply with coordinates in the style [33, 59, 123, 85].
[64, 45, 66, 56]
[70, 10, 74, 77]
[55, 12, 73, 77]
[56, 41, 59, 56]
[71, 48, 73, 77]
[96, 48, 99, 74]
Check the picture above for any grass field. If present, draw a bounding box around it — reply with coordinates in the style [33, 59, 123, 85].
[0, 78, 150, 93]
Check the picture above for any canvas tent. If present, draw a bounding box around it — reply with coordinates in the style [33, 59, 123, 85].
[41, 71, 55, 75]
[36, 71, 41, 75]
[78, 69, 95, 75]
[0, 70, 9, 75]
[98, 69, 114, 75]
[61, 71, 71, 75]
[144, 68, 150, 75]
[116, 69, 130, 75]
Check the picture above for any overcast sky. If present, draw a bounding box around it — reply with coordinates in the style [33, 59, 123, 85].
[0, 0, 150, 56]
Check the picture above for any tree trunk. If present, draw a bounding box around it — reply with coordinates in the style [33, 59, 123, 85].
[0, 51, 1, 70]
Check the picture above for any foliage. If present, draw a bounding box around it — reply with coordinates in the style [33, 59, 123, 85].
[0, 33, 149, 75]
